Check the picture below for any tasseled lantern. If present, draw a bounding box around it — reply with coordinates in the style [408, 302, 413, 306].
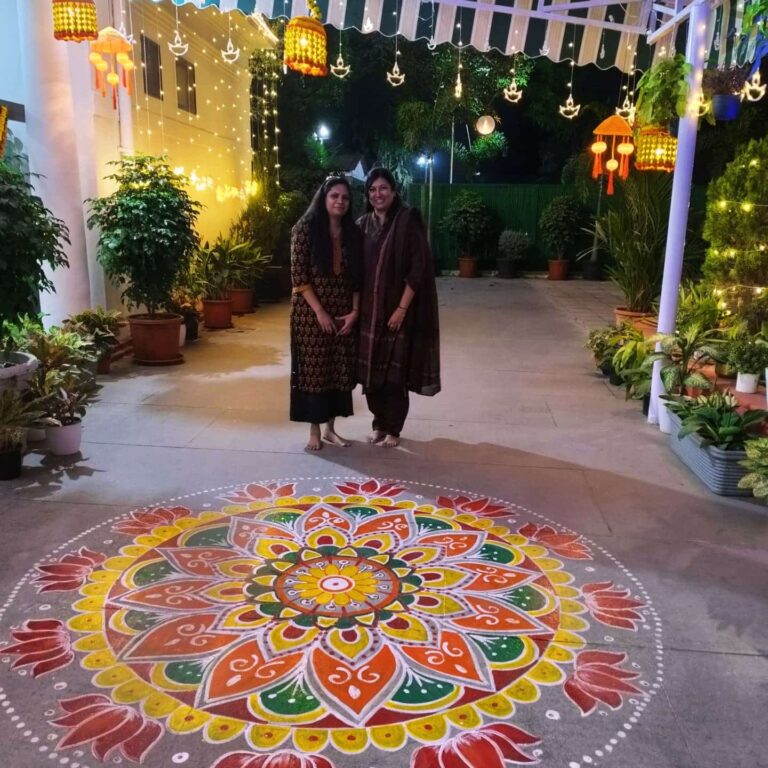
[284, 0, 327, 77]
[590, 115, 634, 195]
[635, 126, 677, 172]
[52, 0, 98, 43]
[89, 27, 134, 110]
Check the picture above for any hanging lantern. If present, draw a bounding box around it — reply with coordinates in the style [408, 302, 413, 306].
[90, 27, 133, 110]
[590, 114, 634, 195]
[635, 126, 676, 173]
[476, 115, 495, 135]
[284, 0, 327, 77]
[52, 0, 98, 43]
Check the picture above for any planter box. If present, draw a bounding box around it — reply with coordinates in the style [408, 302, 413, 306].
[666, 409, 750, 496]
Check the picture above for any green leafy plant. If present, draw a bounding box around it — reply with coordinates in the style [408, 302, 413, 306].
[441, 191, 497, 257]
[20, 326, 97, 374]
[87, 155, 202, 316]
[539, 196, 587, 261]
[585, 174, 671, 313]
[702, 67, 747, 97]
[585, 326, 618, 367]
[63, 308, 122, 360]
[498, 230, 530, 262]
[675, 281, 725, 332]
[0, 162, 70, 346]
[608, 325, 653, 399]
[644, 323, 723, 395]
[726, 337, 768, 373]
[0, 388, 45, 452]
[36, 369, 101, 427]
[1, 314, 44, 355]
[225, 236, 269, 289]
[635, 54, 691, 126]
[191, 240, 234, 301]
[666, 391, 766, 450]
[738, 437, 768, 499]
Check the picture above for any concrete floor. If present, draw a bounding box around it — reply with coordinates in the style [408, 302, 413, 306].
[0, 277, 766, 768]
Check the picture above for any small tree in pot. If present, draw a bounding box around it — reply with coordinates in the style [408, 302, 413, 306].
[0, 161, 69, 388]
[539, 196, 587, 280]
[497, 230, 530, 278]
[87, 155, 201, 365]
[441, 191, 497, 277]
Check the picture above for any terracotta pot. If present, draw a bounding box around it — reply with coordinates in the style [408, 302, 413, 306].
[229, 287, 255, 315]
[203, 299, 233, 329]
[614, 307, 656, 335]
[458, 257, 478, 278]
[128, 314, 184, 366]
[547, 260, 569, 280]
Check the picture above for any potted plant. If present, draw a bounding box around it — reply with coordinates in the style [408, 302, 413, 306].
[226, 236, 268, 315]
[0, 162, 69, 388]
[1, 319, 40, 393]
[665, 391, 766, 495]
[441, 191, 496, 278]
[63, 307, 123, 374]
[586, 174, 670, 328]
[497, 230, 529, 278]
[610, 325, 653, 408]
[738, 437, 768, 499]
[702, 67, 747, 122]
[539, 196, 586, 280]
[726, 338, 768, 393]
[585, 326, 619, 376]
[193, 241, 235, 330]
[39, 369, 101, 456]
[0, 389, 44, 481]
[87, 155, 202, 366]
[635, 53, 691, 130]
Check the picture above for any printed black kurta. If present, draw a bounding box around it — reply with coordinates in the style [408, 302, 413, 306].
[289, 219, 358, 424]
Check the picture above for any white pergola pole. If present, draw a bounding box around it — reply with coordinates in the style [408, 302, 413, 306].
[648, 0, 712, 429]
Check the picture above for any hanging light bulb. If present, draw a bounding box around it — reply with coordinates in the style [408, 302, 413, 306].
[387, 60, 405, 87]
[221, 15, 241, 64]
[743, 71, 766, 102]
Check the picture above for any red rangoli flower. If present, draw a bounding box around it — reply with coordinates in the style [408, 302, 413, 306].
[517, 523, 591, 560]
[31, 548, 106, 593]
[220, 483, 297, 505]
[436, 494, 511, 517]
[411, 723, 541, 767]
[50, 694, 163, 763]
[564, 650, 641, 716]
[583, 581, 646, 630]
[335, 479, 405, 497]
[212, 751, 335, 768]
[112, 506, 191, 535]
[4, 619, 73, 677]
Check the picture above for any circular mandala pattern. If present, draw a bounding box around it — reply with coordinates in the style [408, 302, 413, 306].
[0, 478, 663, 768]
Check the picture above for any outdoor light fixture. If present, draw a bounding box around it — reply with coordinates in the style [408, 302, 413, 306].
[89, 26, 134, 110]
[315, 124, 330, 143]
[476, 115, 495, 135]
[635, 126, 676, 172]
[590, 114, 633, 195]
[284, 0, 328, 77]
[52, 0, 98, 43]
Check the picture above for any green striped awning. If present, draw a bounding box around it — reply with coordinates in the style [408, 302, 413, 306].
[172, 0, 761, 73]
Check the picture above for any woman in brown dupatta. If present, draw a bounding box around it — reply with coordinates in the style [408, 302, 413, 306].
[357, 167, 440, 447]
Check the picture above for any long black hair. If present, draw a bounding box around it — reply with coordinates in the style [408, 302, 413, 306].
[364, 167, 403, 217]
[298, 175, 362, 282]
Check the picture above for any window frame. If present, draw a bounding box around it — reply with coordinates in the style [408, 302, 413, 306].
[175, 56, 197, 115]
[140, 34, 163, 101]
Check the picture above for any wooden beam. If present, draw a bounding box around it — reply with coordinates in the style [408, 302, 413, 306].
[0, 100, 26, 122]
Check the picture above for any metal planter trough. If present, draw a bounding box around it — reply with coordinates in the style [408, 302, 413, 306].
[666, 410, 751, 497]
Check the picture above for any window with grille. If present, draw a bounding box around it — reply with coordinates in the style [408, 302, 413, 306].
[140, 34, 163, 100]
[176, 57, 197, 114]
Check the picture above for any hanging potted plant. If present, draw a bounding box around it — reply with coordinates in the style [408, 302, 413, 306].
[0, 162, 69, 389]
[702, 66, 747, 122]
[193, 241, 235, 330]
[87, 156, 201, 366]
[441, 191, 496, 278]
[539, 195, 587, 280]
[39, 369, 101, 456]
[497, 230, 530, 278]
[0, 389, 44, 481]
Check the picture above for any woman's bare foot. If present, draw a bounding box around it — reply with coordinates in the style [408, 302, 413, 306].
[305, 425, 322, 451]
[367, 430, 385, 444]
[323, 429, 350, 447]
[380, 434, 400, 448]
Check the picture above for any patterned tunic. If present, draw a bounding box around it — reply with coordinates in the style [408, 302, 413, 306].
[290, 220, 357, 396]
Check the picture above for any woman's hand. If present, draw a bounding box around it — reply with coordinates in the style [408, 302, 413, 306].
[387, 306, 407, 332]
[315, 309, 337, 334]
[335, 309, 359, 336]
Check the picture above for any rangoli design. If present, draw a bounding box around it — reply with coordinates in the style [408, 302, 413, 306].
[0, 479, 663, 768]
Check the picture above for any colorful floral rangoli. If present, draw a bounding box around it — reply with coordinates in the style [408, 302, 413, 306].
[0, 479, 663, 768]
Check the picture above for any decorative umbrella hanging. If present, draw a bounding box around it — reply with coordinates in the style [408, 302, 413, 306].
[284, 0, 327, 77]
[590, 114, 634, 195]
[52, 0, 98, 43]
[89, 27, 134, 110]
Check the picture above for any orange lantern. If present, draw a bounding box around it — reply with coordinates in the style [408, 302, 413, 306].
[590, 114, 634, 195]
[52, 0, 98, 43]
[635, 126, 677, 172]
[90, 27, 133, 110]
[284, 0, 327, 77]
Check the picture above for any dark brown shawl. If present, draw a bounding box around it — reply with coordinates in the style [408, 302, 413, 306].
[357, 206, 441, 396]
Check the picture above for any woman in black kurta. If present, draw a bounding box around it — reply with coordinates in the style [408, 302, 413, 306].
[290, 176, 363, 451]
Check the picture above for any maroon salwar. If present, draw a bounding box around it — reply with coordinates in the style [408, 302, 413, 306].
[357, 206, 440, 436]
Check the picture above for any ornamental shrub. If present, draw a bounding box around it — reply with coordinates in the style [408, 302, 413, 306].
[539, 195, 587, 261]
